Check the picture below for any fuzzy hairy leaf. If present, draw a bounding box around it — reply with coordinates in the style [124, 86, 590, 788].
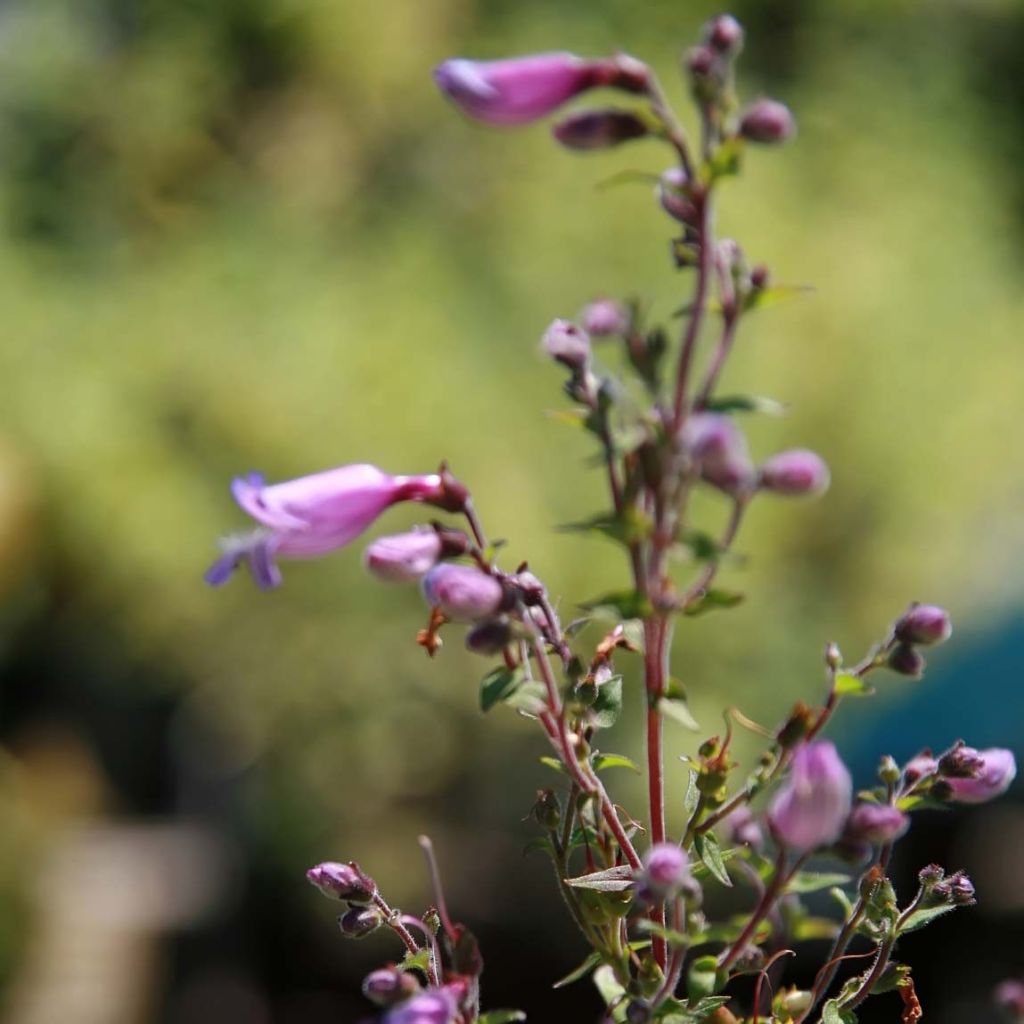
[552, 951, 602, 989]
[480, 666, 525, 712]
[694, 830, 732, 888]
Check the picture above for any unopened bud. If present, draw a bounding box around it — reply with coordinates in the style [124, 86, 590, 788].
[759, 449, 830, 497]
[658, 167, 697, 224]
[532, 788, 562, 830]
[750, 264, 770, 289]
[902, 750, 938, 785]
[938, 741, 986, 779]
[581, 297, 629, 337]
[918, 863, 945, 887]
[365, 528, 444, 583]
[994, 980, 1024, 1018]
[686, 45, 716, 79]
[541, 318, 591, 370]
[681, 413, 755, 495]
[706, 14, 744, 55]
[780, 990, 813, 1015]
[306, 861, 376, 903]
[887, 643, 925, 678]
[776, 701, 815, 749]
[878, 755, 901, 785]
[422, 564, 506, 622]
[825, 642, 842, 669]
[721, 806, 763, 850]
[948, 870, 976, 905]
[465, 617, 514, 655]
[739, 99, 796, 143]
[338, 905, 384, 938]
[363, 967, 420, 1006]
[894, 603, 952, 646]
[845, 802, 909, 845]
[553, 108, 648, 150]
[636, 842, 689, 903]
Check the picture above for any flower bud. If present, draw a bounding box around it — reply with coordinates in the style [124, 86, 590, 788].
[902, 750, 938, 785]
[686, 45, 716, 79]
[532, 788, 562, 830]
[918, 863, 944, 887]
[422, 563, 506, 622]
[887, 643, 925, 678]
[658, 168, 698, 226]
[636, 842, 689, 903]
[948, 870, 976, 905]
[581, 298, 629, 337]
[383, 990, 458, 1024]
[721, 806, 763, 850]
[541, 318, 591, 370]
[553, 109, 648, 150]
[306, 861, 376, 903]
[363, 967, 421, 1007]
[705, 14, 744, 55]
[878, 755, 901, 785]
[994, 980, 1024, 1018]
[338, 905, 384, 938]
[768, 741, 852, 851]
[894, 604, 952, 646]
[739, 99, 796, 143]
[845, 802, 910, 845]
[681, 413, 754, 495]
[626, 1000, 652, 1024]
[776, 701, 815, 749]
[465, 617, 514, 655]
[759, 449, 830, 497]
[365, 528, 444, 583]
[938, 741, 987, 779]
[750, 264, 770, 289]
[780, 990, 813, 1015]
[945, 747, 1017, 804]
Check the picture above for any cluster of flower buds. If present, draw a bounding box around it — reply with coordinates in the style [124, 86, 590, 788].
[917, 863, 976, 907]
[886, 602, 952, 677]
[306, 861, 385, 938]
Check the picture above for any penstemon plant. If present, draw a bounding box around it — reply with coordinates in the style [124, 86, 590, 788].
[206, 15, 1017, 1024]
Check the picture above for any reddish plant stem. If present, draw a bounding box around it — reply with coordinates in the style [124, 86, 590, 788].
[695, 310, 740, 410]
[372, 892, 420, 956]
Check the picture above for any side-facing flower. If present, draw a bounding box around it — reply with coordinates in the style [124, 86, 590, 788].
[365, 528, 444, 583]
[306, 861, 376, 903]
[739, 98, 796, 143]
[945, 748, 1017, 804]
[581, 298, 629, 337]
[759, 449, 830, 497]
[768, 740, 853, 850]
[541, 318, 591, 370]
[433, 52, 648, 127]
[384, 990, 457, 1024]
[363, 967, 420, 1007]
[845, 802, 910, 845]
[206, 464, 448, 589]
[422, 564, 507, 622]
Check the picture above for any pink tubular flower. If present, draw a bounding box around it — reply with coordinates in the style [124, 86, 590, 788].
[422, 563, 505, 622]
[205, 464, 446, 590]
[768, 740, 853, 851]
[759, 449, 830, 497]
[364, 528, 443, 583]
[845, 802, 910, 845]
[946, 748, 1017, 804]
[433, 52, 649, 127]
[384, 990, 457, 1024]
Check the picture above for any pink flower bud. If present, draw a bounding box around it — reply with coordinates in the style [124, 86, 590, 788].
[994, 980, 1024, 1018]
[636, 842, 689, 902]
[845, 802, 910, 845]
[365, 528, 443, 583]
[541, 318, 591, 369]
[706, 14, 744, 54]
[739, 99, 796, 143]
[894, 604, 952, 646]
[759, 449, 830, 497]
[581, 298, 629, 337]
[363, 967, 420, 1007]
[207, 464, 447, 589]
[306, 861, 376, 902]
[902, 750, 938, 785]
[681, 413, 754, 495]
[945, 748, 1017, 804]
[722, 806, 764, 850]
[384, 990, 458, 1024]
[887, 643, 925, 678]
[338, 905, 384, 939]
[422, 564, 506, 622]
[433, 53, 648, 127]
[658, 167, 697, 224]
[553, 108, 648, 150]
[768, 741, 852, 851]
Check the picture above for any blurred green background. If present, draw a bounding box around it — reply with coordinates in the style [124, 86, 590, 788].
[1, 1, 1023, 1021]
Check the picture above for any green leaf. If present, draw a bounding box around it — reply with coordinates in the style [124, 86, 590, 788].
[580, 589, 653, 620]
[480, 666, 525, 712]
[786, 871, 851, 895]
[538, 756, 568, 775]
[565, 865, 636, 893]
[830, 886, 853, 917]
[478, 1013, 526, 1024]
[743, 283, 814, 313]
[593, 752, 641, 773]
[506, 680, 547, 716]
[552, 951, 602, 989]
[683, 588, 744, 617]
[558, 508, 653, 547]
[702, 394, 787, 416]
[822, 999, 857, 1024]
[593, 964, 628, 1021]
[834, 672, 875, 697]
[792, 915, 842, 941]
[675, 528, 727, 563]
[636, 919, 691, 948]
[658, 695, 700, 731]
[896, 792, 950, 813]
[588, 675, 624, 730]
[898, 902, 959, 934]
[687, 996, 732, 1016]
[681, 768, 700, 819]
[689, 844, 739, 883]
[400, 948, 432, 976]
[522, 835, 556, 857]
[686, 954, 724, 1000]
[594, 168, 661, 191]
[694, 831, 732, 888]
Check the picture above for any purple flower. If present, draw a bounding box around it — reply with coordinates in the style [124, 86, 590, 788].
[845, 802, 910, 845]
[434, 52, 651, 127]
[994, 979, 1024, 1017]
[759, 449, 830, 497]
[721, 806, 764, 850]
[945, 748, 1017, 804]
[681, 414, 754, 495]
[739, 99, 796, 143]
[365, 528, 443, 583]
[768, 741, 853, 851]
[422, 564, 506, 622]
[363, 967, 420, 1007]
[206, 464, 446, 589]
[658, 167, 697, 224]
[636, 842, 689, 902]
[706, 14, 744, 55]
[895, 603, 952, 646]
[384, 990, 457, 1024]
[552, 108, 648, 150]
[541, 318, 591, 369]
[581, 298, 629, 337]
[902, 750, 938, 785]
[306, 861, 376, 902]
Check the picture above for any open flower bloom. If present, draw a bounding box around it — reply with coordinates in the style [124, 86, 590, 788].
[768, 740, 852, 851]
[384, 990, 457, 1024]
[946, 747, 1017, 804]
[206, 464, 445, 589]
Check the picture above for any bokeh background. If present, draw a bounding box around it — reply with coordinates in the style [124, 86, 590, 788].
[1, 0, 1023, 1021]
